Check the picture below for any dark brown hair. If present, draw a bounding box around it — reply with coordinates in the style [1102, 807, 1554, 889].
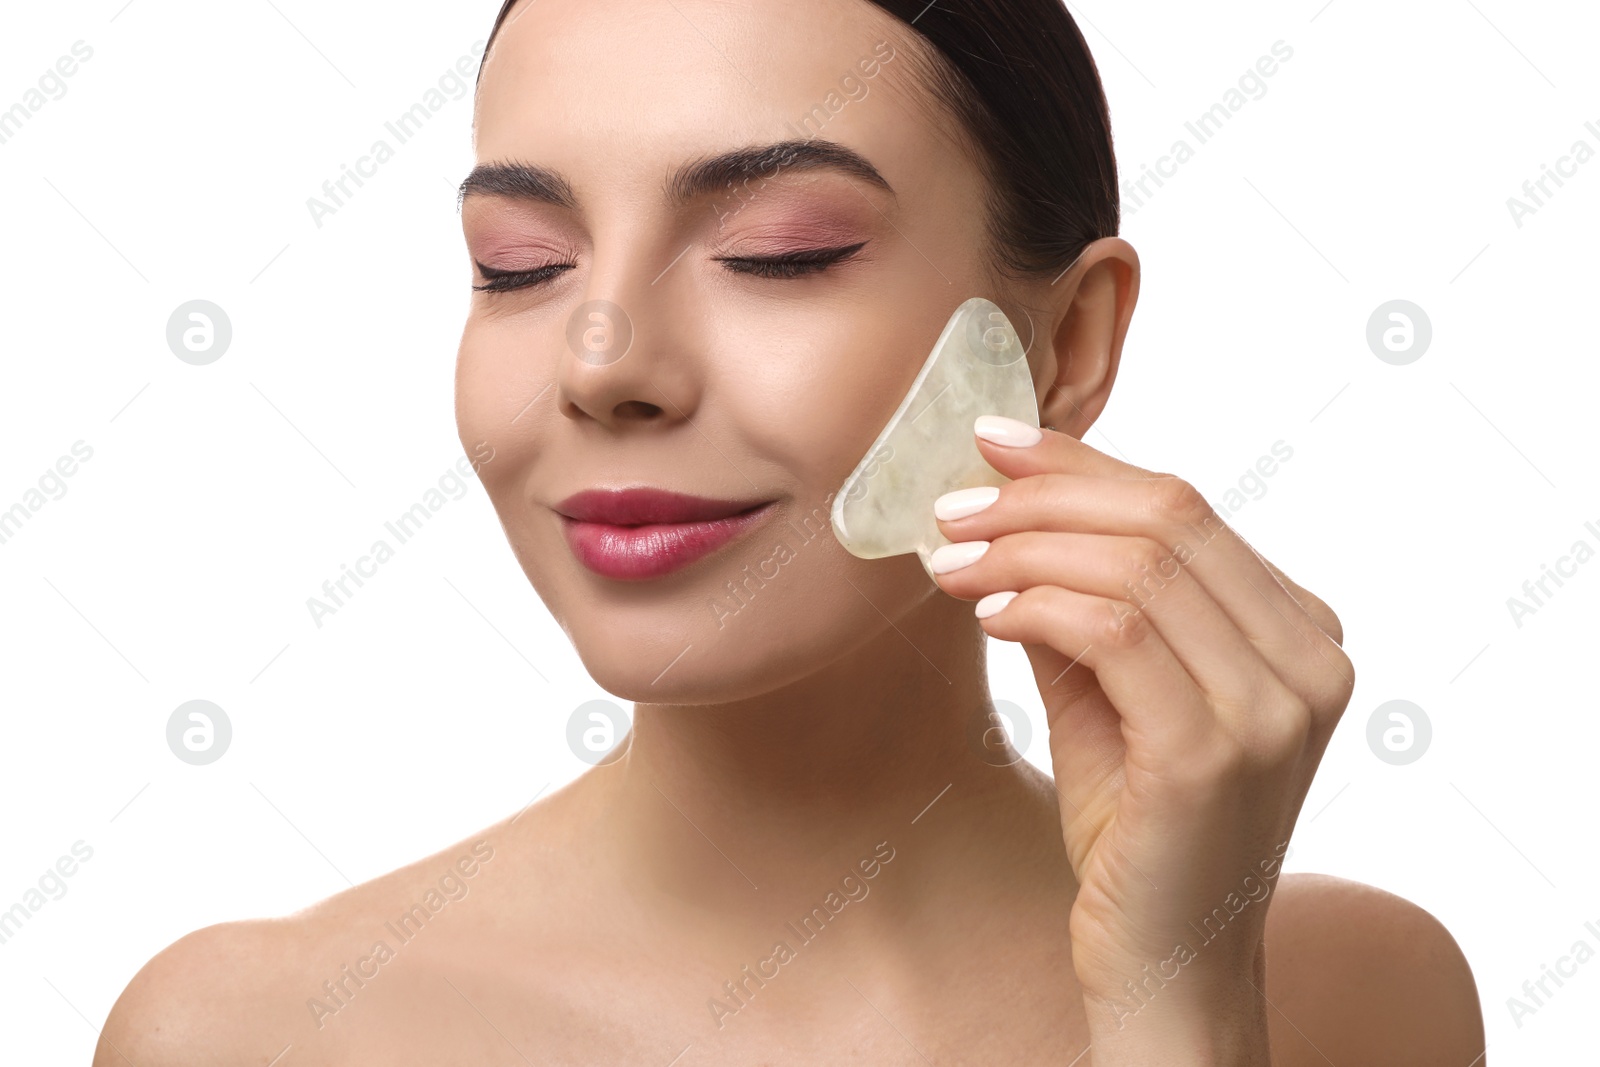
[476, 0, 1119, 282]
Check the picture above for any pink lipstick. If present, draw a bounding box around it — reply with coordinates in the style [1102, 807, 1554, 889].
[554, 488, 775, 580]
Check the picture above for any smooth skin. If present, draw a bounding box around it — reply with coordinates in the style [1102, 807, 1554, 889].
[95, 0, 1483, 1063]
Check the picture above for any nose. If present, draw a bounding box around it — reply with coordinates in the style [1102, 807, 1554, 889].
[555, 278, 703, 430]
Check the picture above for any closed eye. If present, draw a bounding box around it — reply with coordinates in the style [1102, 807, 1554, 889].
[473, 261, 575, 293]
[471, 239, 870, 294]
[714, 241, 869, 279]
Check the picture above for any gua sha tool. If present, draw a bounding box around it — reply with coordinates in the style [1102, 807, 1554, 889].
[830, 297, 1039, 581]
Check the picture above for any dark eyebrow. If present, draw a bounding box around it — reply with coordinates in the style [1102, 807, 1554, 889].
[457, 139, 894, 211]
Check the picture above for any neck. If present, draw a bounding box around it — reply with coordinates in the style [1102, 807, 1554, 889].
[588, 588, 1076, 951]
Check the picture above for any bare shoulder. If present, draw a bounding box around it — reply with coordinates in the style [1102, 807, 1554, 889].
[1265, 872, 1485, 1067]
[93, 912, 308, 1066]
[94, 801, 563, 1067]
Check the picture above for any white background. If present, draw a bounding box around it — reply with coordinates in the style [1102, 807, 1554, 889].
[2, 0, 1596, 1061]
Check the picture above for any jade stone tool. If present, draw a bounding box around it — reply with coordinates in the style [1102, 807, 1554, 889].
[830, 297, 1040, 580]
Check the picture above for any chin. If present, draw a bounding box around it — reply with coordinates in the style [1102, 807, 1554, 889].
[554, 559, 929, 705]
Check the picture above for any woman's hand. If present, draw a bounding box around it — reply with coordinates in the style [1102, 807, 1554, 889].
[930, 415, 1353, 1063]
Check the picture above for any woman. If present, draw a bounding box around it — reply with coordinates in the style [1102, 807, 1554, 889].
[98, 0, 1484, 1062]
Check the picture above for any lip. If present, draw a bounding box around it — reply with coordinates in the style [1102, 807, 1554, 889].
[554, 488, 777, 580]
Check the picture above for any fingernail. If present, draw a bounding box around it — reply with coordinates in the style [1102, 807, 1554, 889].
[934, 485, 1000, 521]
[974, 415, 1042, 448]
[930, 540, 990, 574]
[975, 590, 1019, 619]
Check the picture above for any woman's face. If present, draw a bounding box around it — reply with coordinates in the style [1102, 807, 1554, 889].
[457, 0, 1036, 702]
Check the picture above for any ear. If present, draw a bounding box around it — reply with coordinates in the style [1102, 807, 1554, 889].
[1024, 237, 1140, 438]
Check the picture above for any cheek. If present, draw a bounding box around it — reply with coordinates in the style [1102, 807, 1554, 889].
[455, 324, 569, 608]
[708, 295, 938, 499]
[454, 317, 553, 479]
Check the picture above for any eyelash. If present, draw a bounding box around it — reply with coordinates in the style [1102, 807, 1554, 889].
[714, 240, 868, 279]
[471, 241, 868, 293]
[472, 263, 574, 293]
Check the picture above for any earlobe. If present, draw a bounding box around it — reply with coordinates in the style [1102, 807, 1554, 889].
[1035, 237, 1140, 438]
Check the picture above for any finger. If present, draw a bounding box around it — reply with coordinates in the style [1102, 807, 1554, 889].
[936, 470, 1353, 710]
[1242, 540, 1344, 646]
[962, 418, 1329, 669]
[1008, 640, 1128, 855]
[933, 530, 1292, 738]
[973, 418, 1152, 481]
[974, 583, 1224, 766]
